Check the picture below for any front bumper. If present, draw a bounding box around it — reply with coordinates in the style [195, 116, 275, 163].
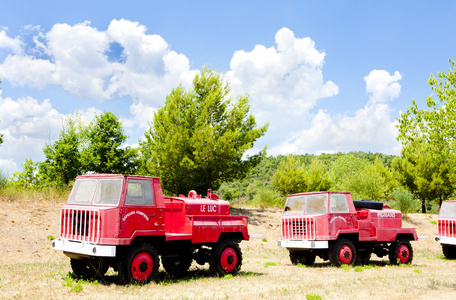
[278, 239, 328, 249]
[435, 235, 456, 245]
[52, 239, 116, 257]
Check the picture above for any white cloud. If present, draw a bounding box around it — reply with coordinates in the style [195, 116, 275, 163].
[227, 27, 339, 117]
[226, 27, 340, 156]
[0, 55, 58, 88]
[0, 96, 64, 172]
[0, 30, 23, 54]
[365, 70, 402, 103]
[0, 159, 17, 176]
[0, 19, 197, 125]
[0, 95, 107, 174]
[271, 70, 403, 156]
[126, 101, 156, 129]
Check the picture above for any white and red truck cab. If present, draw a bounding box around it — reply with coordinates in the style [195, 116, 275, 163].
[278, 191, 417, 266]
[52, 174, 249, 283]
[435, 200, 456, 258]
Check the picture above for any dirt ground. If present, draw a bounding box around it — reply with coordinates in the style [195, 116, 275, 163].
[0, 198, 455, 299]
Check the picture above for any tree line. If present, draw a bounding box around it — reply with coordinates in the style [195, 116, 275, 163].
[2, 61, 456, 214]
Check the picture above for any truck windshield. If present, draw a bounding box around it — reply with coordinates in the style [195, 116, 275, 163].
[306, 194, 327, 214]
[68, 178, 123, 206]
[439, 202, 456, 218]
[284, 194, 329, 215]
[284, 196, 305, 215]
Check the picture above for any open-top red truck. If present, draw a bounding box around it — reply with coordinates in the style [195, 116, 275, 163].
[52, 174, 249, 284]
[278, 191, 418, 266]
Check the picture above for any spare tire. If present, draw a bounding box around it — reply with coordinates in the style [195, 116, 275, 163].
[353, 200, 383, 210]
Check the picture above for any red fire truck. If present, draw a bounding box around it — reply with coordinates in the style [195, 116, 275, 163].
[435, 200, 456, 258]
[278, 191, 418, 266]
[52, 174, 249, 284]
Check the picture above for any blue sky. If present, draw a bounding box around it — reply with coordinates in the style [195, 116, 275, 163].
[1, 1, 455, 175]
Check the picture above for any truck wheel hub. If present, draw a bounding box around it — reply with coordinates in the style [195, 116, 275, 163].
[227, 255, 234, 265]
[397, 245, 410, 262]
[131, 252, 153, 280]
[139, 262, 148, 273]
[339, 245, 353, 264]
[220, 247, 237, 272]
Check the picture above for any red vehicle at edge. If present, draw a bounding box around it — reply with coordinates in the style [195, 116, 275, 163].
[278, 191, 418, 266]
[435, 200, 456, 258]
[52, 174, 249, 284]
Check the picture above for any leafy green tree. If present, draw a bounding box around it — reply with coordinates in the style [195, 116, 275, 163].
[396, 59, 456, 212]
[83, 112, 138, 174]
[272, 155, 306, 195]
[12, 159, 39, 187]
[140, 67, 268, 195]
[392, 144, 453, 213]
[329, 154, 367, 191]
[272, 155, 330, 196]
[329, 154, 394, 201]
[38, 120, 81, 186]
[350, 157, 395, 201]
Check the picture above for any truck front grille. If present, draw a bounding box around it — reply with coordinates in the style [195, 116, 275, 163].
[281, 216, 315, 240]
[59, 208, 100, 243]
[438, 218, 456, 238]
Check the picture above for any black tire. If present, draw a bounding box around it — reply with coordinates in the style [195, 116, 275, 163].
[118, 242, 159, 284]
[353, 200, 383, 210]
[356, 252, 371, 265]
[442, 244, 456, 259]
[210, 240, 242, 276]
[70, 258, 108, 280]
[329, 238, 357, 267]
[289, 251, 316, 266]
[162, 254, 193, 277]
[389, 240, 413, 265]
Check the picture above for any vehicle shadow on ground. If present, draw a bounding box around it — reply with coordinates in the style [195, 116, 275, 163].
[91, 268, 264, 286]
[290, 259, 390, 268]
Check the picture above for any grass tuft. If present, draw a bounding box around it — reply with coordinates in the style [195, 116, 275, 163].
[306, 293, 322, 300]
[264, 262, 277, 268]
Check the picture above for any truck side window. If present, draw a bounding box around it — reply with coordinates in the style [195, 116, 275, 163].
[330, 194, 349, 213]
[125, 180, 154, 205]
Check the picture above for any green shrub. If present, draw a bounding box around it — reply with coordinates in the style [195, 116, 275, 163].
[218, 185, 240, 200]
[390, 188, 420, 216]
[252, 188, 283, 208]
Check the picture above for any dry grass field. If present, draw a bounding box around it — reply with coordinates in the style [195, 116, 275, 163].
[1, 198, 455, 299]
